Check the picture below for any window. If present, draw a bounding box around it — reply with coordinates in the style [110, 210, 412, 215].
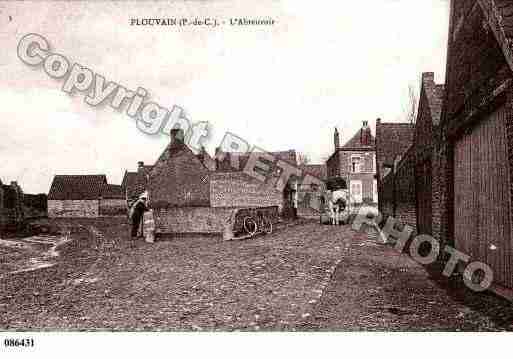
[351, 156, 361, 173]
[350, 180, 362, 203]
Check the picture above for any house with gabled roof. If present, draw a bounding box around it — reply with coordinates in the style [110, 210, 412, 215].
[147, 129, 291, 235]
[48, 174, 125, 218]
[122, 147, 216, 211]
[327, 121, 377, 209]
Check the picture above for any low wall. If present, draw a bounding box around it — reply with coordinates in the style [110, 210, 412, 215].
[99, 198, 126, 217]
[153, 207, 235, 234]
[210, 172, 283, 210]
[153, 205, 280, 235]
[48, 200, 99, 218]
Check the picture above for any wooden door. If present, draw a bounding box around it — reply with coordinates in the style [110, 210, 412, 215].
[453, 106, 513, 289]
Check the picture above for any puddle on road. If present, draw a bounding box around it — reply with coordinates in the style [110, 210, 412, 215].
[0, 235, 73, 276]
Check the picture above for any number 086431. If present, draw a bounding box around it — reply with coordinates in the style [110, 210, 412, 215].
[3, 338, 34, 348]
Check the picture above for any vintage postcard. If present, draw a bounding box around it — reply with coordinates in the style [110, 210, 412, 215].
[0, 0, 512, 357]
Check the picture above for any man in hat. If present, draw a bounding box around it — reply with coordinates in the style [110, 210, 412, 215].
[130, 192, 148, 239]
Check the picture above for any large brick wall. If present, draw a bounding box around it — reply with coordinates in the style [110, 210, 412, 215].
[440, 0, 513, 251]
[210, 172, 283, 210]
[48, 200, 99, 218]
[150, 143, 210, 208]
[99, 199, 126, 217]
[153, 206, 281, 235]
[153, 207, 234, 234]
[394, 146, 417, 231]
[379, 145, 417, 232]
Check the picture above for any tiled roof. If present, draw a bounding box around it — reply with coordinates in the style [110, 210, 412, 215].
[216, 150, 298, 172]
[299, 164, 327, 180]
[375, 121, 415, 175]
[103, 184, 124, 199]
[342, 127, 375, 149]
[48, 175, 108, 200]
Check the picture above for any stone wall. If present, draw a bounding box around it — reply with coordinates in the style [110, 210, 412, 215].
[430, 145, 444, 242]
[153, 207, 235, 234]
[48, 200, 99, 218]
[99, 199, 126, 217]
[210, 172, 283, 211]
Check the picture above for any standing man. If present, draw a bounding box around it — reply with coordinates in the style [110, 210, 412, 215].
[130, 193, 148, 239]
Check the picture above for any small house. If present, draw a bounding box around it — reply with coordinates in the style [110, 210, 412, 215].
[48, 175, 125, 218]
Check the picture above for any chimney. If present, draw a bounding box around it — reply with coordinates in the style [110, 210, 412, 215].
[137, 161, 144, 170]
[361, 121, 371, 146]
[334, 127, 340, 150]
[170, 128, 185, 147]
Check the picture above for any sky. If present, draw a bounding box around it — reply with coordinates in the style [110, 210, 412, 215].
[0, 0, 449, 194]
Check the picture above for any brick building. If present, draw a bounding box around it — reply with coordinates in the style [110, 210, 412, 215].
[48, 175, 125, 218]
[375, 119, 415, 219]
[149, 129, 285, 235]
[438, 0, 513, 294]
[214, 148, 298, 218]
[414, 72, 445, 237]
[122, 147, 216, 211]
[327, 121, 377, 209]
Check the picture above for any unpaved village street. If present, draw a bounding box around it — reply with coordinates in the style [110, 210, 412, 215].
[1, 219, 512, 331]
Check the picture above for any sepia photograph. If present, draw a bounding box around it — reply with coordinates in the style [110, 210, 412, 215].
[0, 0, 512, 357]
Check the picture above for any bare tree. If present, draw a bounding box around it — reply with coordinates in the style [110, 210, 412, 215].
[404, 84, 418, 124]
